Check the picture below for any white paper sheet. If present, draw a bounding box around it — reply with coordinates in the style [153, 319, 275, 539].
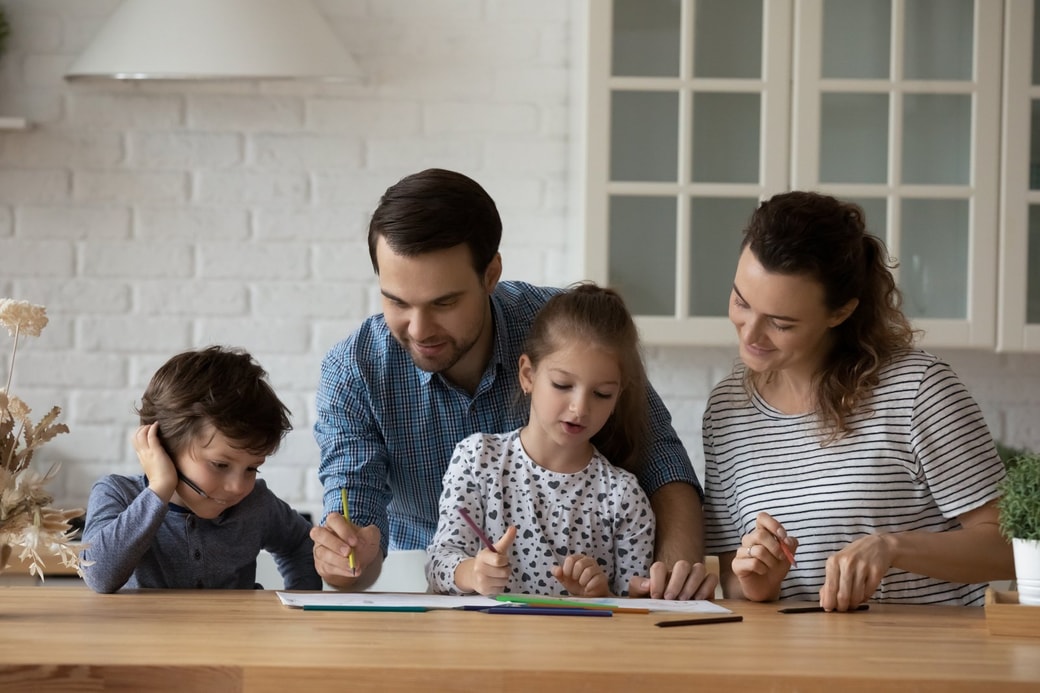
[276, 591, 730, 614]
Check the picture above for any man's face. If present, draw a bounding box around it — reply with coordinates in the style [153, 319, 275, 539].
[375, 237, 500, 382]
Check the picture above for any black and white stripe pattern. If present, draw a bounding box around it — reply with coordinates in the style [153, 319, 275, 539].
[703, 349, 1005, 606]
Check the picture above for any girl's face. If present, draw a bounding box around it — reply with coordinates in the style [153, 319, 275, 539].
[172, 425, 265, 519]
[729, 246, 856, 379]
[518, 341, 621, 470]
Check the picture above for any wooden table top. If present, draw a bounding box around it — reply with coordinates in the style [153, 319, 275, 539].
[0, 586, 1038, 692]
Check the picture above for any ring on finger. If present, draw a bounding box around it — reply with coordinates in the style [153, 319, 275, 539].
[746, 545, 753, 558]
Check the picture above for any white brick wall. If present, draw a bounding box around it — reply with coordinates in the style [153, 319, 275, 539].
[0, 0, 1038, 526]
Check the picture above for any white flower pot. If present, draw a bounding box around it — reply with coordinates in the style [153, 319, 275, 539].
[1012, 537, 1040, 606]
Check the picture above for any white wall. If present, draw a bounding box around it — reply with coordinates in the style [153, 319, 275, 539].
[1, 0, 1038, 527]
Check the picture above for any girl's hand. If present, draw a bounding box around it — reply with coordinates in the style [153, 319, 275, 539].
[459, 525, 517, 595]
[819, 533, 891, 611]
[134, 423, 178, 502]
[552, 553, 610, 597]
[732, 511, 799, 601]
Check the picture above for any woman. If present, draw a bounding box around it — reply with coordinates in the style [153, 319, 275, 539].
[703, 191, 1014, 610]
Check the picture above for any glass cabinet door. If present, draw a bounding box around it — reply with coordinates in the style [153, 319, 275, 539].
[579, 0, 792, 344]
[1000, 0, 1040, 351]
[792, 0, 1002, 348]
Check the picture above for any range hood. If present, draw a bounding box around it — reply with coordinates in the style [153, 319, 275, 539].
[65, 0, 361, 82]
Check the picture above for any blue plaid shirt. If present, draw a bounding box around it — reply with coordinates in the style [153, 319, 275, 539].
[315, 281, 700, 555]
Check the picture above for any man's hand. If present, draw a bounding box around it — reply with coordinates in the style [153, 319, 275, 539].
[628, 559, 718, 600]
[311, 511, 382, 591]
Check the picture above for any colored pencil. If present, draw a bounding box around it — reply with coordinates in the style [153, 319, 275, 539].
[481, 606, 612, 617]
[457, 506, 497, 553]
[302, 605, 427, 612]
[341, 488, 355, 571]
[495, 594, 649, 614]
[655, 615, 743, 627]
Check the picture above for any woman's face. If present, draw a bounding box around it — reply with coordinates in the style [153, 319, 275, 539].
[729, 246, 854, 378]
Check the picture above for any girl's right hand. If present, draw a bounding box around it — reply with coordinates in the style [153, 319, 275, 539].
[134, 423, 178, 502]
[461, 525, 517, 595]
[732, 511, 799, 601]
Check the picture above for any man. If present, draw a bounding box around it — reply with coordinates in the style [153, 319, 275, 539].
[311, 168, 717, 599]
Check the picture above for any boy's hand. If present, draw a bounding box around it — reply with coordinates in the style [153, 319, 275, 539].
[457, 525, 516, 595]
[134, 423, 178, 502]
[552, 553, 609, 597]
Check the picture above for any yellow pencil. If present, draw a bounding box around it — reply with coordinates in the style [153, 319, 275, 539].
[341, 488, 355, 572]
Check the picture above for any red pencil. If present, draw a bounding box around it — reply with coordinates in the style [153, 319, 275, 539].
[457, 506, 497, 553]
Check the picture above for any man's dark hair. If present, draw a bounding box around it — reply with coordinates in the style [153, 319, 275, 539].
[367, 168, 502, 275]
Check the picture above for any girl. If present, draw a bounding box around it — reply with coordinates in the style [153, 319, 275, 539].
[425, 283, 655, 597]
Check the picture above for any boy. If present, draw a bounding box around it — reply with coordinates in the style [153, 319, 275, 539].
[82, 346, 321, 593]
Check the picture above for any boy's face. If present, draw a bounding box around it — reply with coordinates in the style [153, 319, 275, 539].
[172, 425, 265, 519]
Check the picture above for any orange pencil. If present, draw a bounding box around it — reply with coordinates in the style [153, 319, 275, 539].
[778, 538, 797, 568]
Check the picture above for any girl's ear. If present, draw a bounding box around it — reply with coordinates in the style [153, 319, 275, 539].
[517, 354, 534, 395]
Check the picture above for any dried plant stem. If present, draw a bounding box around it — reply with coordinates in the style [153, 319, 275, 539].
[4, 323, 18, 395]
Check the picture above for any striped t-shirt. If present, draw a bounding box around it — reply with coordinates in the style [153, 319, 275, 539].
[703, 349, 1005, 606]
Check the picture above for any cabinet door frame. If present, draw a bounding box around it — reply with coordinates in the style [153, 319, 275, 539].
[791, 0, 1003, 349]
[574, 0, 1003, 349]
[572, 0, 793, 346]
[999, 0, 1040, 351]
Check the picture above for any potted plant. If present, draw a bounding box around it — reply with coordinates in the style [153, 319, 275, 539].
[998, 451, 1040, 605]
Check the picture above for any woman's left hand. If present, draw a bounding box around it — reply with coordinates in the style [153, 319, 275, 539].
[819, 533, 893, 611]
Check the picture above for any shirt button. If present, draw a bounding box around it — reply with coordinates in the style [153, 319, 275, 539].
[194, 549, 201, 560]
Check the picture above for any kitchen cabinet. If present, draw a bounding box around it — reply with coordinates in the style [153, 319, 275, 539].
[575, 0, 1020, 349]
[1000, 0, 1040, 351]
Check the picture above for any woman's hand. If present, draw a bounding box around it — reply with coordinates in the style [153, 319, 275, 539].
[552, 553, 609, 597]
[819, 533, 892, 611]
[732, 511, 799, 601]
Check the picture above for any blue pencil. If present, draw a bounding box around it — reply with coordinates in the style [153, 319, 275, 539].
[480, 606, 612, 617]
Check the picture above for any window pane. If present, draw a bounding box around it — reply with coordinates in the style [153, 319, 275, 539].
[612, 0, 681, 77]
[692, 92, 760, 183]
[904, 0, 973, 81]
[822, 0, 891, 79]
[609, 196, 677, 316]
[611, 91, 679, 182]
[902, 94, 971, 185]
[689, 197, 757, 316]
[694, 0, 762, 78]
[899, 199, 969, 319]
[1029, 205, 1040, 324]
[1034, 0, 1040, 85]
[820, 93, 889, 184]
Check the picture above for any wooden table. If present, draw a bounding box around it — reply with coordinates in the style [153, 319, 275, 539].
[1, 587, 1038, 692]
